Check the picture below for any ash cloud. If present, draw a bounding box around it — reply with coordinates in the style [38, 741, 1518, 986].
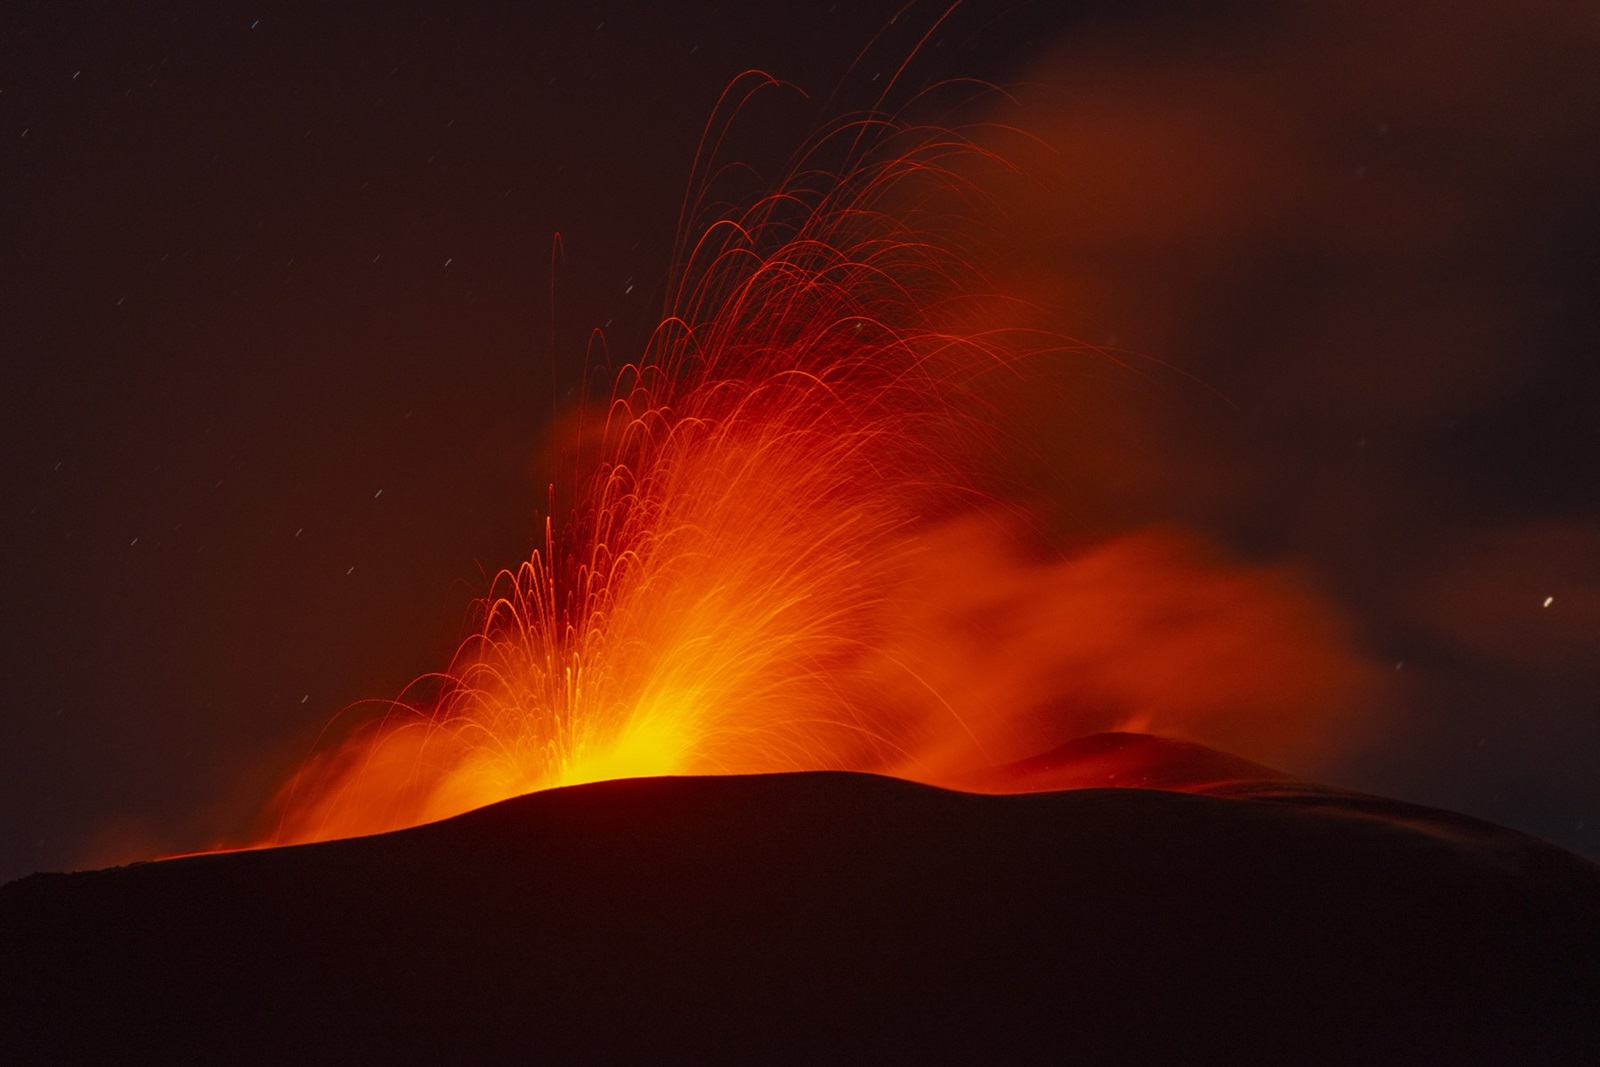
[936, 0, 1600, 846]
[869, 514, 1382, 783]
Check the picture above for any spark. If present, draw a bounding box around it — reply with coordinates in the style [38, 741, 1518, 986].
[255, 70, 1372, 848]
[263, 93, 1027, 844]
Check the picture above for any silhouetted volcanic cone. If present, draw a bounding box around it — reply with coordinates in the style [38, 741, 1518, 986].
[4, 736, 1597, 1063]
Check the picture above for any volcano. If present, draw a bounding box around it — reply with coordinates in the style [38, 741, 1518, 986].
[3, 734, 1596, 1063]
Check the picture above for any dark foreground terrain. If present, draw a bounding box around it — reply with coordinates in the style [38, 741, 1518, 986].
[4, 735, 1598, 1063]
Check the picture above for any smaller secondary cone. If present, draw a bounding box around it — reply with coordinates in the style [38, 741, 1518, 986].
[963, 729, 1296, 793]
[3, 734, 1597, 1063]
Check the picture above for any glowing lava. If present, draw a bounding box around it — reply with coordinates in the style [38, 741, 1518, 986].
[261, 76, 1374, 847]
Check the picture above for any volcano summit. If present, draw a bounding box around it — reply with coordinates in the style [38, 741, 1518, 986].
[4, 734, 1596, 1063]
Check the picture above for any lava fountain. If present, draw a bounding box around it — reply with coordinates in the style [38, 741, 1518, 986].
[262, 73, 1374, 847]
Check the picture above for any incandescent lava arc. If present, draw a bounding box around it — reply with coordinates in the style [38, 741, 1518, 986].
[251, 71, 1373, 850]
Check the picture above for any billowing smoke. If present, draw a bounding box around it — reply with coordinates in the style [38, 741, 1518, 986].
[930, 0, 1599, 843]
[126, 0, 1597, 857]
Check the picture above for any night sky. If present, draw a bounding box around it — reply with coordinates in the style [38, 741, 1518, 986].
[4, 0, 1597, 882]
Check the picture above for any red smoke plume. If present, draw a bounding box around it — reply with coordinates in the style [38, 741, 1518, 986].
[255, 65, 1381, 847]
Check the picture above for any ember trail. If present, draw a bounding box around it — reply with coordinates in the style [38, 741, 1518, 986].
[262, 73, 1367, 846]
[260, 78, 1015, 843]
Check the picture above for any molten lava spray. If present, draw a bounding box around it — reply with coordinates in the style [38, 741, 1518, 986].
[264, 77, 1376, 846]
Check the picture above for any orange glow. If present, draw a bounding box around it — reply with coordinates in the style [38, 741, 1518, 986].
[257, 79, 1376, 848]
